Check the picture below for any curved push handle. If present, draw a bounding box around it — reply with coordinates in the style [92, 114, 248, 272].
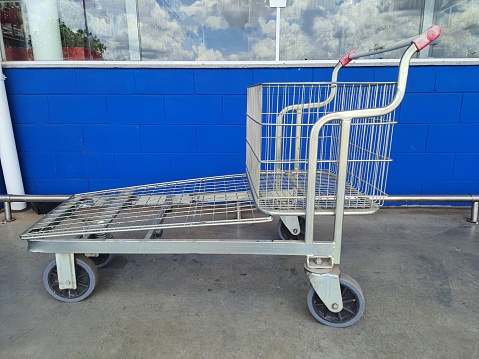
[338, 25, 442, 66]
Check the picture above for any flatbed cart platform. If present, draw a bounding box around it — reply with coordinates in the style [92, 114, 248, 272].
[20, 26, 442, 328]
[22, 174, 272, 241]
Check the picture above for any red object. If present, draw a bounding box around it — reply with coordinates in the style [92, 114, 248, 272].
[0, 7, 22, 26]
[4, 47, 29, 60]
[62, 47, 102, 60]
[339, 50, 357, 66]
[413, 25, 442, 52]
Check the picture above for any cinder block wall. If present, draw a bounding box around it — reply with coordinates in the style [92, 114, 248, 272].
[3, 65, 479, 196]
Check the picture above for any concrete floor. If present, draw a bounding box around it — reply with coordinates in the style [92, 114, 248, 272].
[0, 207, 478, 359]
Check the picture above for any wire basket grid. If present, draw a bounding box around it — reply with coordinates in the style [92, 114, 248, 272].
[246, 82, 397, 214]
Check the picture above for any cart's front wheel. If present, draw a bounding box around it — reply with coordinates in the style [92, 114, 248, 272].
[307, 274, 365, 328]
[278, 217, 305, 240]
[88, 253, 114, 268]
[43, 255, 98, 302]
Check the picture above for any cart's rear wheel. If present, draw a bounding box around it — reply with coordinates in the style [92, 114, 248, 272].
[307, 274, 365, 328]
[43, 255, 98, 302]
[88, 253, 114, 268]
[277, 217, 305, 240]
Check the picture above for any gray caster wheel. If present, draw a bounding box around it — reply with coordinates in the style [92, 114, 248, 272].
[307, 274, 365, 328]
[43, 255, 98, 302]
[277, 217, 305, 240]
[88, 253, 114, 268]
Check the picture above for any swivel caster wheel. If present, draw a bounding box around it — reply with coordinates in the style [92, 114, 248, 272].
[43, 255, 98, 302]
[307, 274, 365, 328]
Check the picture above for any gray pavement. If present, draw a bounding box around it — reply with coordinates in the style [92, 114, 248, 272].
[1, 207, 478, 359]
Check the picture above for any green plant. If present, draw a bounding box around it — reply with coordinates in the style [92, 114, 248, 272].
[59, 20, 106, 54]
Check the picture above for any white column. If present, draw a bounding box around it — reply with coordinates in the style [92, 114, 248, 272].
[0, 64, 26, 210]
[125, 0, 141, 60]
[26, 0, 63, 60]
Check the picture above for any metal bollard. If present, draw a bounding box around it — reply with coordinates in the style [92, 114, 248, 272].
[468, 201, 479, 224]
[2, 202, 14, 223]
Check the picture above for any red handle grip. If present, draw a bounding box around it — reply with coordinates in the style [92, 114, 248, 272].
[412, 25, 442, 52]
[339, 50, 357, 66]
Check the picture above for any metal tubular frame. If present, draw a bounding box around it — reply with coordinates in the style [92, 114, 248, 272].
[1, 195, 69, 222]
[303, 45, 418, 255]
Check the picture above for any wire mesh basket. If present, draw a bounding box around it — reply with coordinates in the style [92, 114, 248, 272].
[246, 82, 397, 215]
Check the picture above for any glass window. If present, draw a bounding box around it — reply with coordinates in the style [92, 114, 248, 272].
[280, 0, 425, 60]
[1, 0, 478, 61]
[431, 0, 479, 58]
[1, 1, 31, 60]
[137, 0, 274, 60]
[57, 0, 128, 60]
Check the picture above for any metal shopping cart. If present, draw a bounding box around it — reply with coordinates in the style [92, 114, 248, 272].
[20, 26, 441, 327]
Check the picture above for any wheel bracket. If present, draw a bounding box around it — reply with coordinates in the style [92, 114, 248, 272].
[306, 266, 343, 312]
[55, 253, 77, 290]
[280, 215, 300, 234]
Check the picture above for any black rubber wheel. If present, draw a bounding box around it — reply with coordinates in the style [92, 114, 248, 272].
[88, 253, 114, 268]
[307, 274, 365, 328]
[277, 217, 305, 240]
[43, 255, 98, 302]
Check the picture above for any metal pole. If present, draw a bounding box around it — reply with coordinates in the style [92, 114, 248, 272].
[384, 195, 479, 203]
[1, 193, 478, 206]
[468, 201, 479, 224]
[3, 201, 13, 222]
[269, 0, 286, 61]
[275, 7, 280, 61]
[1, 193, 478, 224]
[0, 194, 70, 202]
[1, 194, 69, 223]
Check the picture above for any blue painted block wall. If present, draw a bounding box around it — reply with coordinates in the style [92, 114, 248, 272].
[3, 65, 479, 197]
